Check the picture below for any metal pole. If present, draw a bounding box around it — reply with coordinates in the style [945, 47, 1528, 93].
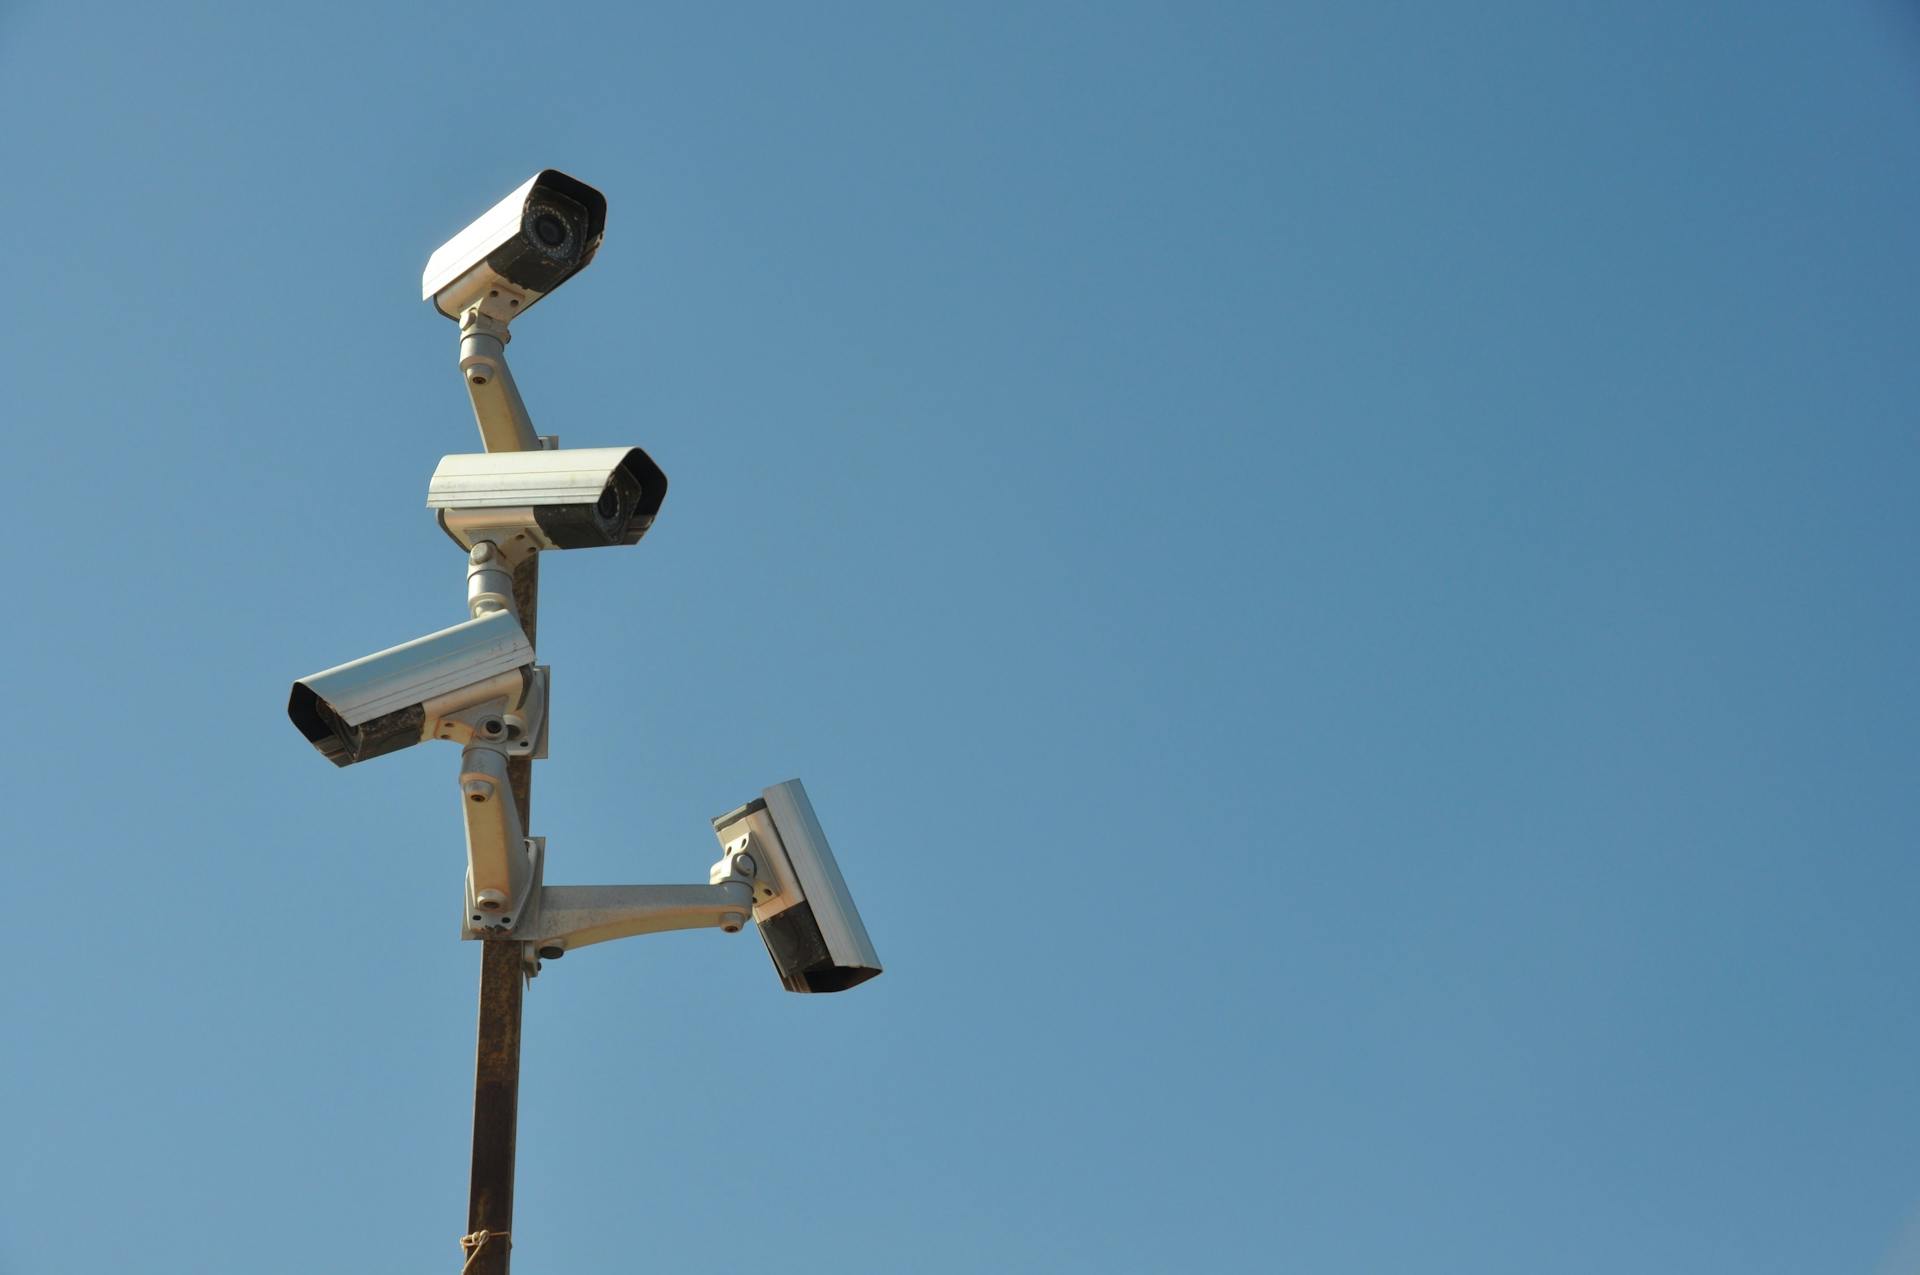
[464, 549, 539, 1273]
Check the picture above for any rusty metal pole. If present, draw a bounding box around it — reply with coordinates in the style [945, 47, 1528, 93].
[464, 554, 539, 1274]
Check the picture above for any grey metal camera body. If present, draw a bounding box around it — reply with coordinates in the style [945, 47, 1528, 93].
[427, 446, 668, 554]
[288, 610, 544, 767]
[422, 170, 608, 323]
[712, 780, 883, 993]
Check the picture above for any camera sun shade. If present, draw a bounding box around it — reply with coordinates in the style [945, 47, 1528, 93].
[288, 609, 535, 767]
[427, 446, 669, 552]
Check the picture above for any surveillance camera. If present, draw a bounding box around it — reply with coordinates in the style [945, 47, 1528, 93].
[422, 170, 607, 322]
[427, 446, 668, 552]
[288, 610, 541, 767]
[711, 780, 882, 993]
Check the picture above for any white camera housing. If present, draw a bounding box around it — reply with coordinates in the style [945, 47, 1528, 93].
[712, 780, 882, 993]
[422, 170, 607, 323]
[427, 446, 668, 553]
[289, 610, 543, 767]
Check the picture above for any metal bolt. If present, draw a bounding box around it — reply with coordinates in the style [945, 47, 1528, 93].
[470, 542, 495, 565]
[719, 911, 746, 933]
[462, 778, 493, 802]
[734, 853, 756, 878]
[476, 890, 507, 912]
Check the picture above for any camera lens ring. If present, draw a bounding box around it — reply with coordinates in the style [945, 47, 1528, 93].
[523, 203, 576, 258]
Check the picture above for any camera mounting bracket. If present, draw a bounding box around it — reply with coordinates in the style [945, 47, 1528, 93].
[510, 876, 756, 966]
[482, 830, 764, 972]
[462, 830, 545, 941]
[427, 668, 546, 756]
[458, 307, 540, 454]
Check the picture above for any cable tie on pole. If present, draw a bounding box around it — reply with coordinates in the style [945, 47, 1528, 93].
[460, 1229, 510, 1273]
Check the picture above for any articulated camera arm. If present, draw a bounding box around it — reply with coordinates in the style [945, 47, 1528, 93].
[518, 882, 754, 959]
[459, 765, 761, 962]
[506, 841, 760, 964]
[458, 307, 540, 453]
[455, 306, 546, 934]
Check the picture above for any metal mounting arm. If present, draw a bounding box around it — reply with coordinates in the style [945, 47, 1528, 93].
[507, 842, 761, 962]
[461, 747, 535, 929]
[459, 308, 539, 453]
[454, 529, 548, 939]
[518, 881, 754, 957]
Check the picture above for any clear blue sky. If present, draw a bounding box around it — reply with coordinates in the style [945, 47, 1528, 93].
[5, 2, 1919, 1272]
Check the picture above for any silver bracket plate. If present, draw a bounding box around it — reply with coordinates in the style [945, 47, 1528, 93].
[463, 834, 545, 941]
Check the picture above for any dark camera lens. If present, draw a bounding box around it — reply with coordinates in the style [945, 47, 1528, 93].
[533, 213, 567, 248]
[596, 486, 621, 520]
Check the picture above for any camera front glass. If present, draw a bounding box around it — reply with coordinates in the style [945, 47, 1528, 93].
[521, 192, 585, 263]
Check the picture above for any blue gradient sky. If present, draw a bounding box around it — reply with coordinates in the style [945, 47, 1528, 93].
[5, 3, 1920, 1272]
